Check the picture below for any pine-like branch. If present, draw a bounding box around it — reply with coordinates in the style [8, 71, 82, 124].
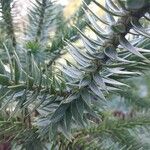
[0, 0, 150, 146]
[0, 0, 16, 48]
[46, 0, 150, 137]
[47, 0, 93, 68]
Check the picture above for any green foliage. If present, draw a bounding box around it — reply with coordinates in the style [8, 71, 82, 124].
[0, 0, 150, 149]
[0, 0, 16, 47]
[27, 0, 59, 44]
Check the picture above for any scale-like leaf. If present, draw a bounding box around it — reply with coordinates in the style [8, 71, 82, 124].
[89, 82, 106, 101]
[79, 76, 91, 88]
[60, 64, 83, 79]
[102, 77, 129, 87]
[64, 107, 72, 132]
[81, 89, 92, 106]
[83, 99, 100, 119]
[104, 47, 118, 59]
[106, 0, 125, 15]
[108, 68, 140, 75]
[50, 103, 70, 123]
[93, 0, 124, 16]
[63, 93, 79, 104]
[116, 0, 126, 10]
[83, 2, 110, 25]
[119, 36, 146, 59]
[61, 67, 81, 79]
[71, 100, 85, 127]
[93, 73, 108, 92]
[76, 98, 84, 119]
[66, 41, 91, 63]
[23, 89, 39, 107]
[83, 9, 109, 37]
[104, 48, 135, 63]
[131, 18, 150, 38]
